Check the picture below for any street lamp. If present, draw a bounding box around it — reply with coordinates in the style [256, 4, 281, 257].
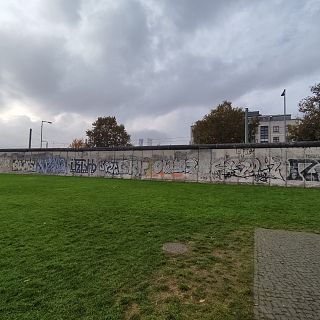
[40, 120, 52, 148]
[281, 89, 286, 143]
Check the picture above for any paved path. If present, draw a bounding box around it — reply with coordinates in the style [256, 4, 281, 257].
[254, 228, 320, 320]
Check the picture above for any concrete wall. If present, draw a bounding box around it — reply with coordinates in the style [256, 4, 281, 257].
[1, 143, 320, 187]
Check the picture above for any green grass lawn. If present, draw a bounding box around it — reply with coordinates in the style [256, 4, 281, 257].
[0, 174, 319, 320]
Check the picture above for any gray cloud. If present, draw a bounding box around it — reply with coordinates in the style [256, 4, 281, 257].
[0, 31, 64, 103]
[0, 0, 319, 147]
[40, 0, 82, 25]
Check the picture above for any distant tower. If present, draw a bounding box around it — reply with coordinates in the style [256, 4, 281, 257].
[138, 138, 144, 146]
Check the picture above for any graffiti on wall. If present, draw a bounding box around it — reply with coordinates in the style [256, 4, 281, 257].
[70, 158, 97, 174]
[0, 158, 10, 169]
[212, 156, 284, 182]
[2, 150, 320, 186]
[152, 159, 198, 175]
[12, 159, 36, 172]
[287, 159, 320, 181]
[236, 148, 254, 156]
[99, 159, 151, 177]
[37, 157, 66, 174]
[98, 158, 198, 177]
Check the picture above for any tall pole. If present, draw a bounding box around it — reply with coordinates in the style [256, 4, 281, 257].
[281, 89, 287, 143]
[28, 128, 32, 149]
[284, 92, 287, 143]
[245, 108, 248, 143]
[40, 120, 52, 149]
[40, 121, 43, 148]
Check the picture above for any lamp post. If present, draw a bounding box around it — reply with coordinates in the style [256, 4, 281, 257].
[40, 120, 52, 148]
[281, 89, 286, 143]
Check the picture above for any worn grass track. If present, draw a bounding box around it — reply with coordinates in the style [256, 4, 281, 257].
[0, 174, 319, 319]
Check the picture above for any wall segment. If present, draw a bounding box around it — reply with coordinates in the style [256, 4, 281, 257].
[1, 142, 320, 187]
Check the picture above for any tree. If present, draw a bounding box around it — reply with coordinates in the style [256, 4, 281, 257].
[248, 116, 260, 143]
[192, 101, 258, 144]
[69, 138, 88, 149]
[86, 116, 131, 147]
[288, 83, 320, 141]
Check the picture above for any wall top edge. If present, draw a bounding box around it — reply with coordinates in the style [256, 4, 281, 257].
[1, 141, 320, 153]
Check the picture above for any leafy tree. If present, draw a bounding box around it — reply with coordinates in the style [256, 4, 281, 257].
[86, 116, 131, 147]
[248, 116, 260, 143]
[192, 101, 257, 144]
[288, 83, 320, 141]
[69, 138, 88, 149]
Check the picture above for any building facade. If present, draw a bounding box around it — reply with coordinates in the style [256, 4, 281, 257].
[253, 114, 299, 143]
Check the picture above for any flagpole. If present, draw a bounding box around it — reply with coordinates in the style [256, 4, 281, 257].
[281, 89, 287, 143]
[284, 93, 287, 143]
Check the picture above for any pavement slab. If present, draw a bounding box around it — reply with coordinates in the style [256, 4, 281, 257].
[254, 228, 320, 320]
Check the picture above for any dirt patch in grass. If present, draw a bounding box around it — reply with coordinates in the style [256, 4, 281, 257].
[148, 230, 253, 319]
[125, 302, 141, 320]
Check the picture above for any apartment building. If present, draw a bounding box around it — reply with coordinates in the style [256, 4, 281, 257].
[253, 114, 299, 143]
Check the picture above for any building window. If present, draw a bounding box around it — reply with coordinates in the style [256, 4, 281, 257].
[273, 136, 280, 143]
[260, 126, 269, 142]
[273, 126, 279, 133]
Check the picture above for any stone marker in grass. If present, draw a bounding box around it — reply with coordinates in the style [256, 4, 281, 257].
[162, 242, 188, 254]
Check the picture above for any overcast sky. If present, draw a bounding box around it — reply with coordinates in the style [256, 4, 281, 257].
[0, 0, 319, 148]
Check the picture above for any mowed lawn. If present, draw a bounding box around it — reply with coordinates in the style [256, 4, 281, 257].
[0, 175, 319, 320]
